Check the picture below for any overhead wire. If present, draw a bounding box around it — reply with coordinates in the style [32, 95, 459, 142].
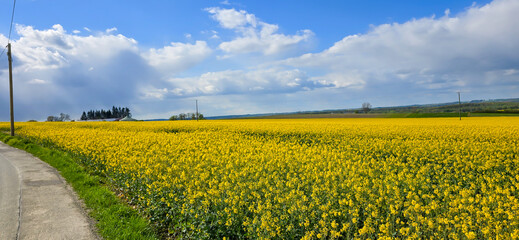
[2, 0, 17, 59]
[0, 45, 6, 58]
[8, 0, 17, 42]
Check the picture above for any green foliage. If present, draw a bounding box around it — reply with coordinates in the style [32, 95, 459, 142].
[82, 106, 131, 120]
[169, 112, 205, 121]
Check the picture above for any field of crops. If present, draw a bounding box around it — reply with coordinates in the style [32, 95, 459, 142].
[2, 118, 518, 239]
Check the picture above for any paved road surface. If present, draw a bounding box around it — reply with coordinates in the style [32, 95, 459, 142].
[0, 141, 98, 240]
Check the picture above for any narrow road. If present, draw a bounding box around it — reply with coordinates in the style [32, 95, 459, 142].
[0, 144, 20, 239]
[0, 141, 98, 240]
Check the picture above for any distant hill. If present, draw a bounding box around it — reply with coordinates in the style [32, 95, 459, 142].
[369, 98, 519, 114]
[205, 98, 519, 119]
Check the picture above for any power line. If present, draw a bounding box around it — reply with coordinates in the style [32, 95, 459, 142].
[2, 0, 16, 59]
[8, 0, 17, 42]
[0, 45, 6, 58]
[6, 0, 17, 136]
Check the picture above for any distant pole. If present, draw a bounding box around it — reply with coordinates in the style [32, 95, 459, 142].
[196, 100, 199, 121]
[7, 43, 15, 136]
[458, 91, 461, 121]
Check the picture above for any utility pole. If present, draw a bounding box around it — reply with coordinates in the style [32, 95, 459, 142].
[196, 100, 199, 121]
[457, 91, 461, 121]
[7, 43, 15, 136]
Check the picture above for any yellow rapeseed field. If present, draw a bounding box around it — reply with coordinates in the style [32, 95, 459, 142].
[1, 117, 518, 239]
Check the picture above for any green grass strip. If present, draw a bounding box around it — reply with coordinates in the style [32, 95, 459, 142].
[0, 133, 159, 240]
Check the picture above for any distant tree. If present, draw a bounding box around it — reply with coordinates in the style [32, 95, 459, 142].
[27, 120, 37, 122]
[124, 107, 131, 117]
[81, 106, 131, 120]
[87, 110, 94, 119]
[81, 112, 88, 120]
[112, 106, 118, 117]
[170, 113, 205, 121]
[58, 113, 70, 121]
[362, 102, 372, 113]
[46, 116, 56, 122]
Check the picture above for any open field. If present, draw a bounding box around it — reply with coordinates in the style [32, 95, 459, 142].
[234, 98, 519, 120]
[1, 117, 518, 239]
[239, 113, 386, 119]
[240, 112, 519, 119]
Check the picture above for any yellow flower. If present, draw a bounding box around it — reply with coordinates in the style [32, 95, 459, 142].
[5, 117, 518, 238]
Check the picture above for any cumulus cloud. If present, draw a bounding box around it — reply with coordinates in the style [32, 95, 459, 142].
[139, 68, 329, 99]
[282, 0, 519, 95]
[105, 27, 117, 33]
[13, 24, 138, 72]
[0, 24, 211, 121]
[143, 41, 212, 76]
[27, 78, 48, 85]
[206, 7, 313, 55]
[2, 0, 518, 121]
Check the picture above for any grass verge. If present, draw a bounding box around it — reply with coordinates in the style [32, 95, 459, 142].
[0, 132, 159, 240]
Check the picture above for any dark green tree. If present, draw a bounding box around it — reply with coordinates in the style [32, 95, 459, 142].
[80, 112, 87, 120]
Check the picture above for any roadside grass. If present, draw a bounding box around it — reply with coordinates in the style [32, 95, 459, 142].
[0, 132, 159, 240]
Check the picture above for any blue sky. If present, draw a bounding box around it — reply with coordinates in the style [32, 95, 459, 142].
[1, 0, 518, 121]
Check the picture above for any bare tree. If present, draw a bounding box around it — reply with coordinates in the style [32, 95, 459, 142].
[362, 102, 372, 113]
[59, 113, 70, 121]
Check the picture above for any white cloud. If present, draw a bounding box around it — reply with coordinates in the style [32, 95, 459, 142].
[72, 30, 80, 34]
[210, 30, 219, 39]
[2, 0, 518, 121]
[143, 68, 328, 98]
[143, 41, 212, 76]
[0, 24, 212, 121]
[141, 87, 169, 100]
[83, 27, 91, 32]
[27, 78, 48, 84]
[12, 24, 138, 72]
[184, 33, 192, 39]
[504, 69, 518, 76]
[282, 0, 519, 92]
[206, 7, 257, 29]
[106, 27, 118, 33]
[206, 7, 313, 55]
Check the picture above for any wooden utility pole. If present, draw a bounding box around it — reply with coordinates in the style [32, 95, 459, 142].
[458, 91, 461, 121]
[7, 43, 15, 136]
[196, 100, 199, 121]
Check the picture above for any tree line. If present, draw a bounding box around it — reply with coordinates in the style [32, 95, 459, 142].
[169, 113, 205, 121]
[81, 106, 131, 120]
[47, 113, 71, 122]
